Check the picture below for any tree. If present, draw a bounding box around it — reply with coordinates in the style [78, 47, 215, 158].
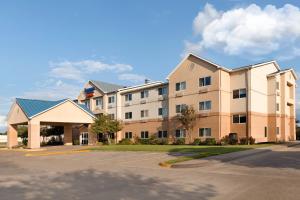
[177, 105, 197, 144]
[18, 126, 28, 145]
[91, 114, 123, 144]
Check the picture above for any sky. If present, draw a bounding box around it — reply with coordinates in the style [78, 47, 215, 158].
[1, 0, 300, 131]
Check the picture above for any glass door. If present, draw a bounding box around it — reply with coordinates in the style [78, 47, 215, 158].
[80, 132, 89, 145]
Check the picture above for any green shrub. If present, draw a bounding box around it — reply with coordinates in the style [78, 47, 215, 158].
[220, 135, 229, 145]
[193, 138, 201, 145]
[173, 138, 185, 145]
[239, 136, 256, 145]
[41, 141, 47, 147]
[73, 139, 80, 145]
[205, 138, 216, 145]
[118, 138, 134, 145]
[157, 138, 169, 145]
[249, 136, 255, 145]
[139, 138, 150, 145]
[239, 137, 247, 145]
[149, 135, 159, 145]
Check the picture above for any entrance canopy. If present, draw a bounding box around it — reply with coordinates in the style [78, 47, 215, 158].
[7, 98, 95, 149]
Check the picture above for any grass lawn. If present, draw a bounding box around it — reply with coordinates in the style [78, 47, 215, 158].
[87, 144, 273, 166]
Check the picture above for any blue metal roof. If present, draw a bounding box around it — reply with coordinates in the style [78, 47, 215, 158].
[16, 98, 95, 119]
[78, 104, 95, 116]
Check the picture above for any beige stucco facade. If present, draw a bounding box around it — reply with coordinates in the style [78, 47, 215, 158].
[76, 54, 297, 144]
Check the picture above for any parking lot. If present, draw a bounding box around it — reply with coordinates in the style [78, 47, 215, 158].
[0, 144, 300, 200]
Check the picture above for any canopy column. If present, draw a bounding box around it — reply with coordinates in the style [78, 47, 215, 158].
[64, 124, 73, 145]
[7, 124, 18, 148]
[28, 120, 40, 149]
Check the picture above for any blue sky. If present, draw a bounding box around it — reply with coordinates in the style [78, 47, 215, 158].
[1, 0, 300, 131]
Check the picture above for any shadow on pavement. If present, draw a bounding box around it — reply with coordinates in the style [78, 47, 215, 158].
[0, 169, 217, 200]
[168, 146, 300, 170]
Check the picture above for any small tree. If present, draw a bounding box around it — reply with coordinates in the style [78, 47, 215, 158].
[91, 114, 123, 144]
[177, 105, 197, 144]
[18, 126, 28, 146]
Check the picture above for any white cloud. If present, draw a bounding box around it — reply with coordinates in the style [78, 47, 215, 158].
[118, 73, 148, 84]
[50, 60, 133, 82]
[0, 115, 7, 132]
[185, 3, 300, 59]
[23, 80, 81, 100]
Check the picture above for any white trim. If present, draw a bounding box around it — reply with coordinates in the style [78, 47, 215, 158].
[166, 53, 230, 80]
[166, 53, 283, 80]
[118, 81, 165, 93]
[267, 68, 298, 80]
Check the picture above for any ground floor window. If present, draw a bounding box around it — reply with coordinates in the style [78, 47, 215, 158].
[199, 128, 211, 137]
[175, 129, 186, 138]
[141, 131, 149, 139]
[158, 131, 168, 138]
[125, 132, 133, 139]
[232, 114, 247, 123]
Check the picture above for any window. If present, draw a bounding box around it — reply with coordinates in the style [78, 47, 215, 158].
[158, 131, 168, 138]
[276, 103, 280, 111]
[125, 132, 132, 139]
[125, 112, 132, 119]
[125, 94, 132, 101]
[141, 90, 149, 99]
[233, 89, 247, 99]
[158, 87, 167, 95]
[108, 96, 115, 104]
[233, 115, 247, 123]
[276, 127, 280, 135]
[199, 101, 212, 110]
[95, 97, 103, 108]
[141, 110, 149, 118]
[199, 128, 211, 137]
[176, 104, 187, 113]
[264, 127, 268, 137]
[141, 131, 149, 139]
[199, 76, 211, 87]
[158, 108, 163, 116]
[85, 100, 90, 109]
[108, 114, 115, 119]
[175, 81, 186, 91]
[175, 129, 186, 138]
[276, 82, 280, 90]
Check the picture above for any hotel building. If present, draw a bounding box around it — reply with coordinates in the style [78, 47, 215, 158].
[7, 53, 297, 148]
[76, 54, 297, 144]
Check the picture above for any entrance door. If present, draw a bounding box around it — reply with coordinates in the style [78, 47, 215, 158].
[80, 132, 89, 145]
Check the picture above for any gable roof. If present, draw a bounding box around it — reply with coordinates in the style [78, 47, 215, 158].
[166, 53, 231, 80]
[90, 80, 125, 93]
[16, 98, 95, 119]
[166, 53, 281, 79]
[267, 68, 298, 80]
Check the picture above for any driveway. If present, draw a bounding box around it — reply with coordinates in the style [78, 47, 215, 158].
[0, 144, 299, 200]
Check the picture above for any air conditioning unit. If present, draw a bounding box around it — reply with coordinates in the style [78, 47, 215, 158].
[175, 92, 183, 97]
[200, 112, 209, 117]
[199, 88, 209, 94]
